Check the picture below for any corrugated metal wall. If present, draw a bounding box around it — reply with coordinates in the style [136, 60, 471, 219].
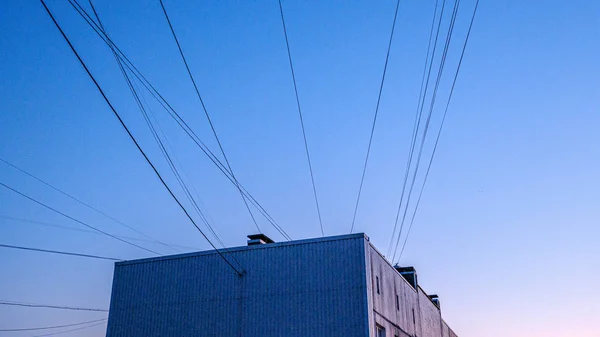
[106, 234, 369, 337]
[366, 243, 459, 337]
[417, 289, 442, 337]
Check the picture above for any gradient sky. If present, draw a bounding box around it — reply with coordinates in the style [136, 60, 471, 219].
[1, 1, 599, 336]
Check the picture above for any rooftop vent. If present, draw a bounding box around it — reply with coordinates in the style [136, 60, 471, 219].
[394, 265, 418, 289]
[247, 234, 275, 246]
[428, 294, 441, 309]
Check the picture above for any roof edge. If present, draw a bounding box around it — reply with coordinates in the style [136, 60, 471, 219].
[115, 232, 368, 266]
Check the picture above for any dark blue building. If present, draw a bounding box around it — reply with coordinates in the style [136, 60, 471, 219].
[106, 233, 457, 337]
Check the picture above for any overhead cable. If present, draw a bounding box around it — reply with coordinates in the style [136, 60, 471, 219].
[40, 0, 245, 276]
[0, 318, 108, 332]
[0, 301, 108, 312]
[388, 0, 448, 258]
[387, 0, 441, 258]
[0, 181, 159, 255]
[278, 0, 325, 236]
[31, 321, 107, 337]
[87, 0, 229, 254]
[0, 157, 177, 253]
[350, 0, 401, 233]
[397, 0, 480, 261]
[159, 0, 262, 234]
[0, 214, 199, 250]
[0, 243, 122, 261]
[90, 0, 243, 271]
[391, 0, 462, 262]
[66, 0, 291, 241]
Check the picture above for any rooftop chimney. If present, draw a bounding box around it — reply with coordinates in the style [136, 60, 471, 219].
[247, 234, 275, 246]
[394, 265, 418, 289]
[428, 294, 441, 309]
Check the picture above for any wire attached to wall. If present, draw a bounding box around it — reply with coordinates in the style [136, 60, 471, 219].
[40, 0, 245, 276]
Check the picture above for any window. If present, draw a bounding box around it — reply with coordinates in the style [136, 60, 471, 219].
[376, 325, 386, 337]
[412, 308, 416, 325]
[376, 276, 380, 294]
[395, 294, 399, 310]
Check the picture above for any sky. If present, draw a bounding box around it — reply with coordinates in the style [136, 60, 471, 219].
[0, 0, 599, 336]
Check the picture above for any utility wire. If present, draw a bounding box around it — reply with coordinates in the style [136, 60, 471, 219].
[66, 0, 291, 241]
[87, 0, 229, 254]
[137, 82, 228, 249]
[0, 181, 159, 255]
[391, 0, 462, 262]
[0, 301, 108, 312]
[97, 20, 242, 269]
[0, 214, 99, 234]
[0, 215, 199, 250]
[158, 0, 261, 234]
[72, 0, 240, 262]
[32, 321, 107, 337]
[0, 157, 177, 253]
[41, 0, 244, 276]
[388, 0, 447, 258]
[278, 0, 325, 236]
[89, 0, 250, 268]
[70, 0, 289, 240]
[133, 79, 226, 248]
[350, 0, 401, 233]
[128, 72, 226, 251]
[0, 318, 107, 332]
[397, 0, 479, 261]
[0, 243, 122, 261]
[387, 0, 440, 258]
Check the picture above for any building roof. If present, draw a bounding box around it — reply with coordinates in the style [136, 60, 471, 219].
[116, 232, 368, 266]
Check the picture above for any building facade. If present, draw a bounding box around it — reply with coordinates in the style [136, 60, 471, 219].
[106, 233, 458, 337]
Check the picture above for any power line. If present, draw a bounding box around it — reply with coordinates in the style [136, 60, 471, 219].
[391, 0, 462, 262]
[133, 79, 227, 248]
[87, 0, 228, 253]
[0, 301, 108, 312]
[31, 321, 107, 337]
[135, 82, 229, 250]
[128, 64, 228, 251]
[0, 214, 96, 233]
[388, 0, 447, 258]
[0, 181, 159, 255]
[158, 0, 262, 234]
[397, 0, 480, 262]
[350, 0, 401, 233]
[0, 215, 200, 251]
[0, 157, 178, 254]
[387, 0, 440, 258]
[89, 0, 243, 270]
[278, 0, 325, 236]
[0, 243, 122, 261]
[41, 0, 244, 276]
[0, 318, 107, 332]
[71, 0, 290, 240]
[77, 0, 287, 244]
[66, 0, 291, 241]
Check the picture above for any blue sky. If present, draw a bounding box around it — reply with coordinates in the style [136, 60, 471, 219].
[1, 0, 599, 336]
